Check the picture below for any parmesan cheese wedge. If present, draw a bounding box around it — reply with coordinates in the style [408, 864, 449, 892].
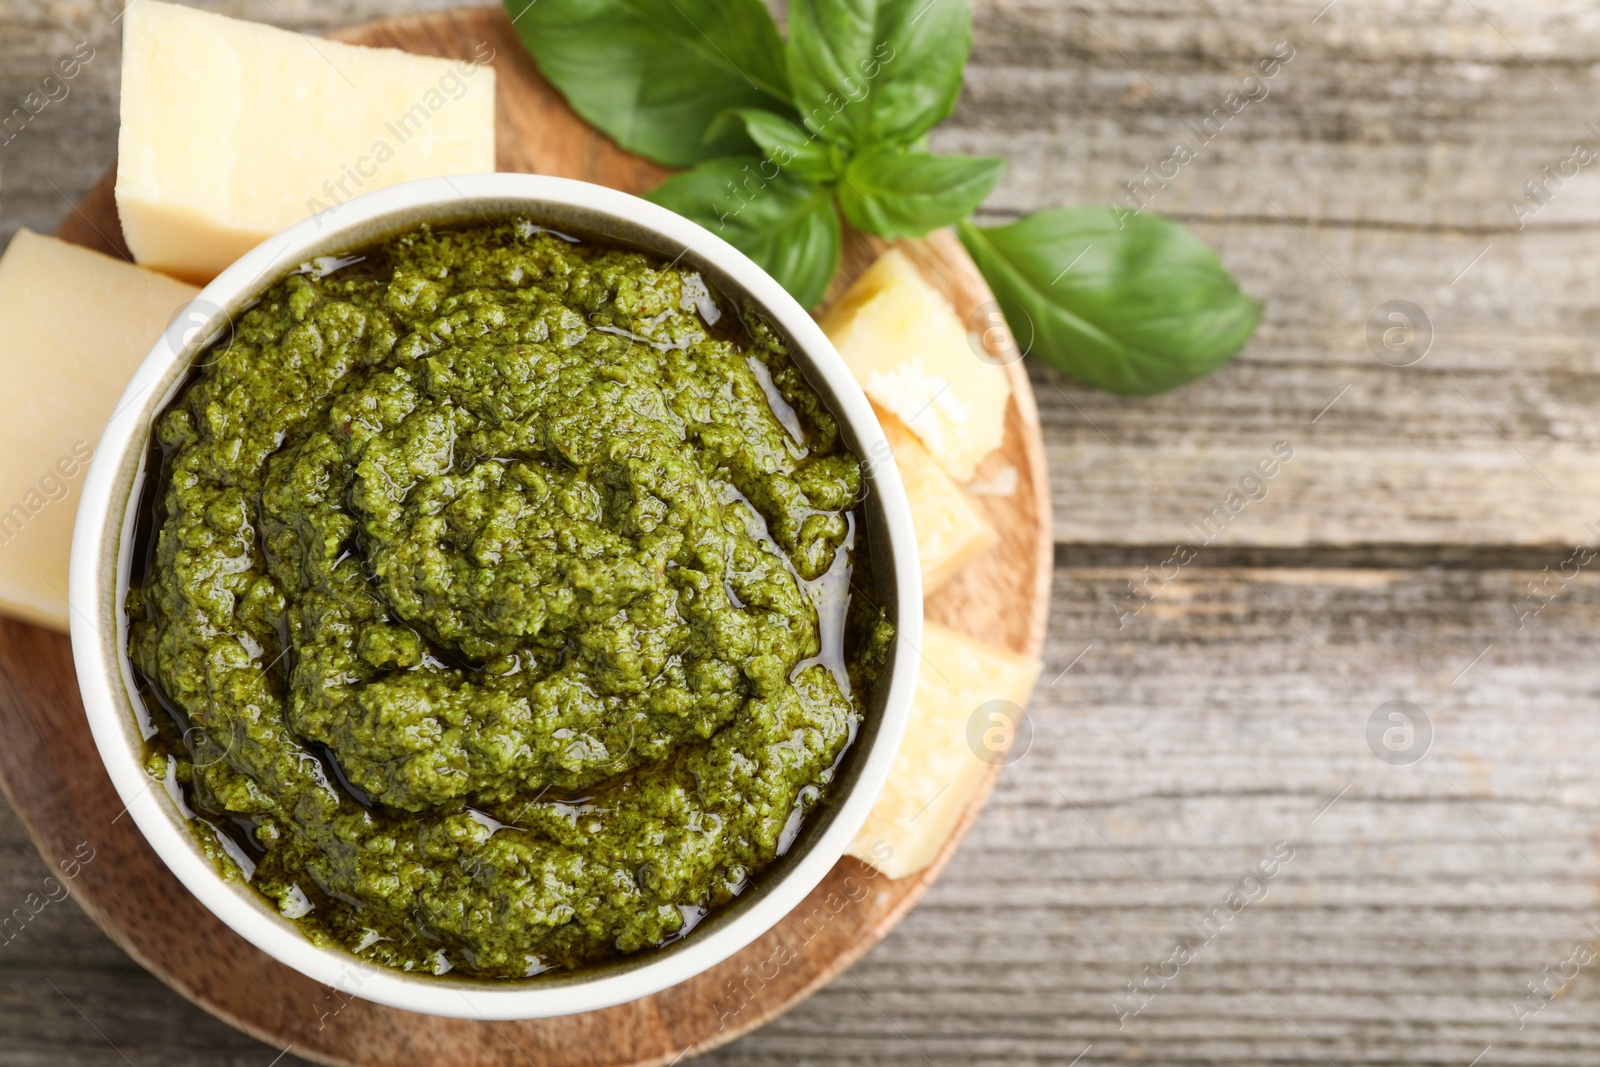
[877, 409, 997, 595]
[116, 0, 497, 284]
[849, 623, 1041, 879]
[0, 231, 199, 630]
[821, 248, 1010, 482]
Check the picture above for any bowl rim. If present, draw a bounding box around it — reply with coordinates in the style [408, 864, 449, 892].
[67, 173, 922, 1020]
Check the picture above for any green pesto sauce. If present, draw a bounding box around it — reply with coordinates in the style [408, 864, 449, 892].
[127, 219, 893, 979]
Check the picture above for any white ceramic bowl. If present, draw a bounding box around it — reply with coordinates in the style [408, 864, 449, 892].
[69, 173, 921, 1020]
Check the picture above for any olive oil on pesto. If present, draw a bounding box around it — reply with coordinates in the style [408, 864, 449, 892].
[126, 219, 893, 979]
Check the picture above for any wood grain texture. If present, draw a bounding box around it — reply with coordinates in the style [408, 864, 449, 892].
[7, 0, 1600, 1065]
[0, 6, 1049, 1067]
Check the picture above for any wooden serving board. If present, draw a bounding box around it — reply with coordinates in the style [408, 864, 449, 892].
[8, 7, 1051, 1066]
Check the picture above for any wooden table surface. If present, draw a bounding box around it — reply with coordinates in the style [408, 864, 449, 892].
[5, 1, 1600, 1064]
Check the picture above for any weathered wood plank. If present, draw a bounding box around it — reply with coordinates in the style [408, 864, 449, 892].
[1029, 219, 1600, 548]
[958, 0, 1600, 230]
[953, 0, 1600, 549]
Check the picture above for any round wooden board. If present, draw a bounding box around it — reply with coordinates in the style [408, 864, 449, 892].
[9, 7, 1052, 1066]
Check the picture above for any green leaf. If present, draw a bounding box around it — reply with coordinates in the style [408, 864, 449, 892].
[646, 158, 842, 309]
[786, 0, 971, 150]
[957, 207, 1262, 395]
[837, 149, 1004, 237]
[705, 108, 840, 182]
[505, 0, 791, 166]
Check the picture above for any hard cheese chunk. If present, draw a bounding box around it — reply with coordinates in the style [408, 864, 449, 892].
[117, 0, 496, 283]
[822, 248, 1010, 482]
[877, 409, 997, 595]
[0, 231, 199, 630]
[849, 623, 1041, 879]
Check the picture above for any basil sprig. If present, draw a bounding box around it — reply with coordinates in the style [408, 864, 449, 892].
[504, 0, 790, 166]
[786, 0, 972, 150]
[959, 209, 1263, 395]
[838, 150, 1006, 237]
[506, 0, 1261, 394]
[647, 158, 843, 313]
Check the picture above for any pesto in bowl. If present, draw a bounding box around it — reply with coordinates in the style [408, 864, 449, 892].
[126, 218, 892, 980]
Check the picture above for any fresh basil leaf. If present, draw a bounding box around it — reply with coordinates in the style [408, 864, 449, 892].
[505, 0, 791, 166]
[646, 158, 841, 309]
[705, 108, 840, 183]
[837, 149, 1004, 237]
[786, 0, 971, 150]
[958, 207, 1262, 395]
